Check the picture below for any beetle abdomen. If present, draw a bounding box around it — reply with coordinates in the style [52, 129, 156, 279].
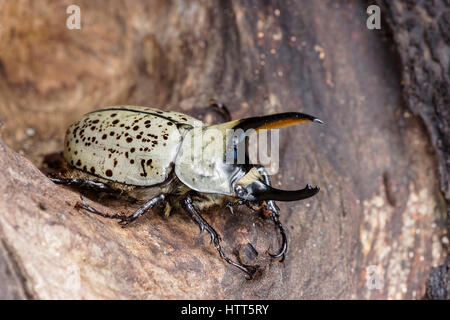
[64, 106, 202, 186]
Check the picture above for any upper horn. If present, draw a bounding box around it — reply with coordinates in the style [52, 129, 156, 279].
[233, 112, 323, 132]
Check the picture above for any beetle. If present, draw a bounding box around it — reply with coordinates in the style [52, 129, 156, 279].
[49, 103, 322, 278]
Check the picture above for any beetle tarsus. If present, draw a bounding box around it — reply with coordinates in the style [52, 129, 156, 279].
[182, 194, 257, 278]
[267, 200, 287, 261]
[118, 194, 166, 227]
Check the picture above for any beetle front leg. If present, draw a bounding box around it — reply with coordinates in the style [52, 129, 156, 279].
[256, 167, 287, 261]
[182, 193, 257, 279]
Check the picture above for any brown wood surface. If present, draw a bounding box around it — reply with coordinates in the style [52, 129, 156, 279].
[0, 0, 447, 299]
[375, 0, 450, 299]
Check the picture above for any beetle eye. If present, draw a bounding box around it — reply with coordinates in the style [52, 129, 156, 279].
[236, 186, 247, 197]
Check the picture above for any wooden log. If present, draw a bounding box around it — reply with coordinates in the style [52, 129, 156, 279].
[0, 0, 446, 299]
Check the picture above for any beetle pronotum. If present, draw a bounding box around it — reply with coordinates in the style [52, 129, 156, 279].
[49, 103, 322, 278]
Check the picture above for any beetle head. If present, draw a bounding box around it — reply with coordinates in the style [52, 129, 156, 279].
[174, 111, 323, 197]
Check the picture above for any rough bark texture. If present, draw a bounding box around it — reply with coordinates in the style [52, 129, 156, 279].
[0, 0, 447, 299]
[374, 0, 450, 300]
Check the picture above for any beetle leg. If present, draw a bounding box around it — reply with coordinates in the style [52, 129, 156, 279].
[182, 194, 257, 279]
[119, 194, 166, 227]
[207, 100, 232, 122]
[256, 166, 287, 261]
[49, 176, 116, 193]
[75, 197, 126, 220]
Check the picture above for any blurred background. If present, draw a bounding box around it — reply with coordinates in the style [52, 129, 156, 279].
[0, 0, 448, 299]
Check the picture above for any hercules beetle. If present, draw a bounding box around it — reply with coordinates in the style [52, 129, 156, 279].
[49, 103, 322, 278]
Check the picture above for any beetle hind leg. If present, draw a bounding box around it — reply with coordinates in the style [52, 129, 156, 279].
[75, 197, 126, 220]
[74, 194, 166, 227]
[182, 193, 257, 279]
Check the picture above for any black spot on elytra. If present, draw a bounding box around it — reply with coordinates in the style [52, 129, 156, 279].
[125, 152, 129, 158]
[76, 159, 82, 166]
[130, 147, 135, 153]
[90, 167, 96, 174]
[130, 159, 135, 164]
[133, 125, 139, 131]
[140, 159, 147, 177]
[102, 134, 107, 140]
[92, 119, 99, 124]
[112, 119, 119, 125]
[114, 159, 118, 167]
[111, 113, 117, 117]
[126, 137, 133, 143]
[105, 169, 113, 177]
[109, 131, 115, 136]
[167, 122, 173, 126]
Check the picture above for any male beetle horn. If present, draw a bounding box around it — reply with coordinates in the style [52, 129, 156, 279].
[244, 180, 320, 202]
[233, 112, 323, 132]
[256, 183, 320, 202]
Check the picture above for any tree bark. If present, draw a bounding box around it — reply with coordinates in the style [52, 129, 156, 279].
[0, 0, 446, 299]
[375, 0, 450, 300]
